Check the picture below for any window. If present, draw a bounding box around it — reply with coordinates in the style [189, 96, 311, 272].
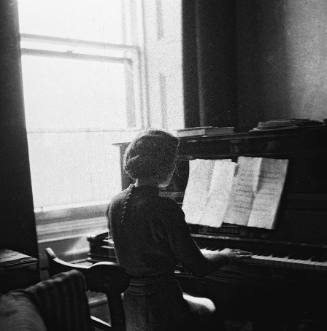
[17, 1, 183, 260]
[17, 1, 150, 259]
[18, 0, 146, 214]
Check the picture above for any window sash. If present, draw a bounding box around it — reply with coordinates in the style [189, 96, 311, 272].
[20, 34, 144, 130]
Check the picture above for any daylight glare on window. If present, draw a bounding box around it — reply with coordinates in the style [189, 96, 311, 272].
[21, 56, 128, 130]
[18, 0, 124, 43]
[18, 0, 142, 211]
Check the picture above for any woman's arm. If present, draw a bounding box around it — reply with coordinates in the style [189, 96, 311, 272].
[164, 200, 251, 276]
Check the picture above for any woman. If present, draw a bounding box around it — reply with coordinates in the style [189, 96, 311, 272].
[107, 129, 250, 331]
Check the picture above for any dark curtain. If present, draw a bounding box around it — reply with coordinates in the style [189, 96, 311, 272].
[0, 0, 38, 257]
[182, 0, 238, 128]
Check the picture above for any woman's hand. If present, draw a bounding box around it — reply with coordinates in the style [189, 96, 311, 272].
[218, 248, 253, 261]
[201, 248, 252, 265]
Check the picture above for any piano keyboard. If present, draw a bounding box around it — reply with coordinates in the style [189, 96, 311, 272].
[238, 253, 327, 271]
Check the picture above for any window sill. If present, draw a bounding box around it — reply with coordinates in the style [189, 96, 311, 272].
[37, 216, 107, 243]
[36, 204, 108, 266]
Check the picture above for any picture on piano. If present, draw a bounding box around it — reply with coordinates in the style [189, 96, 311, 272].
[182, 156, 289, 229]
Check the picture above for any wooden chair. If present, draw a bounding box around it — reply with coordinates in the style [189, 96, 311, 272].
[45, 248, 129, 331]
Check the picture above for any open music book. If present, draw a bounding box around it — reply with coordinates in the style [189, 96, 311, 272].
[182, 157, 289, 229]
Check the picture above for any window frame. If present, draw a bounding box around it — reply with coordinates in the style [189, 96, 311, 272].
[17, 2, 148, 253]
[20, 33, 145, 131]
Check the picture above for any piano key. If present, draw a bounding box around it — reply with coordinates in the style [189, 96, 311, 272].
[214, 246, 327, 270]
[236, 253, 327, 271]
[288, 253, 313, 259]
[311, 255, 327, 262]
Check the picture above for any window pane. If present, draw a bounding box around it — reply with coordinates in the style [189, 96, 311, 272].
[22, 55, 130, 130]
[27, 132, 122, 209]
[18, 0, 124, 44]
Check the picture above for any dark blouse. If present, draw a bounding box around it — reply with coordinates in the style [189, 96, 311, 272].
[107, 185, 213, 278]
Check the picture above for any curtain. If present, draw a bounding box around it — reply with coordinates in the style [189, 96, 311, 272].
[182, 0, 238, 128]
[0, 0, 38, 258]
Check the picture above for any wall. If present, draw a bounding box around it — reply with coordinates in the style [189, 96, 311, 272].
[237, 0, 327, 130]
[143, 0, 184, 130]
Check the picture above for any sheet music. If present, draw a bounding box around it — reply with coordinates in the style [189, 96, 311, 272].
[183, 156, 288, 229]
[247, 158, 289, 229]
[223, 157, 261, 226]
[182, 159, 216, 224]
[223, 157, 288, 229]
[199, 160, 236, 227]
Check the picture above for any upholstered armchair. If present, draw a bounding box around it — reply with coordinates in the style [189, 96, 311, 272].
[0, 249, 129, 331]
[0, 269, 106, 331]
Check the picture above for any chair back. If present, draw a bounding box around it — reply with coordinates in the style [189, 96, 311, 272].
[0, 270, 96, 331]
[25, 269, 93, 331]
[45, 248, 129, 331]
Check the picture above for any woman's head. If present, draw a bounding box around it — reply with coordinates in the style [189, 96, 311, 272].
[123, 129, 179, 185]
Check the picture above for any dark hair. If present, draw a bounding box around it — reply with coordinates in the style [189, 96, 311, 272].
[123, 129, 179, 181]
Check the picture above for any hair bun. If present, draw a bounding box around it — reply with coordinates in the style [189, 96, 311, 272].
[125, 155, 156, 178]
[123, 129, 179, 180]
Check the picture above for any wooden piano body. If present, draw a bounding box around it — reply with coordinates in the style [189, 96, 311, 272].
[88, 127, 327, 330]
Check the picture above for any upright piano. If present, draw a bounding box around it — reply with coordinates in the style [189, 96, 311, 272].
[88, 126, 327, 330]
